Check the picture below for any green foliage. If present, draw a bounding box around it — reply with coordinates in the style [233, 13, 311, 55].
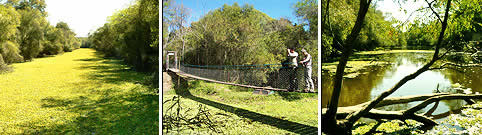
[0, 41, 23, 63]
[322, 0, 481, 62]
[78, 37, 90, 48]
[356, 9, 399, 50]
[0, 2, 79, 65]
[445, 0, 482, 50]
[55, 21, 79, 52]
[163, 2, 318, 86]
[0, 5, 23, 64]
[0, 5, 20, 41]
[41, 25, 64, 55]
[171, 2, 317, 66]
[88, 0, 159, 87]
[403, 0, 481, 51]
[5, 0, 46, 14]
[322, 0, 399, 62]
[405, 19, 439, 48]
[16, 7, 44, 60]
[181, 3, 278, 65]
[294, 0, 317, 38]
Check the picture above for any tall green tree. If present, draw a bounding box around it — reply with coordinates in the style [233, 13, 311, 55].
[0, 5, 23, 64]
[1, 0, 79, 67]
[89, 0, 159, 72]
[16, 7, 44, 60]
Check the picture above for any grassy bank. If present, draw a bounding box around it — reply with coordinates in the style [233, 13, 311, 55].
[0, 49, 158, 134]
[162, 78, 318, 134]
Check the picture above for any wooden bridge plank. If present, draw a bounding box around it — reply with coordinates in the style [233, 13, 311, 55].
[167, 68, 317, 93]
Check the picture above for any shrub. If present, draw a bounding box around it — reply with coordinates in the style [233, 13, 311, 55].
[0, 41, 24, 64]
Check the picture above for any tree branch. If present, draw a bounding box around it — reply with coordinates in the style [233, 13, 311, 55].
[323, 93, 450, 118]
[323, 94, 482, 127]
[370, 93, 450, 107]
[404, 94, 482, 114]
[345, 0, 453, 124]
[325, 0, 372, 122]
[429, 62, 482, 70]
[424, 0, 443, 23]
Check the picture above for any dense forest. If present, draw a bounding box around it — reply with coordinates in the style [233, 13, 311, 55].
[0, 0, 80, 71]
[163, 0, 317, 70]
[322, 0, 481, 62]
[85, 0, 159, 86]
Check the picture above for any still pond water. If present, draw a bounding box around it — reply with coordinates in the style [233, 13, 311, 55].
[322, 52, 481, 121]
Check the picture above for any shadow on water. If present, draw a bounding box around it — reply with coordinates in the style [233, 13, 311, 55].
[168, 71, 318, 135]
[20, 51, 159, 134]
[31, 87, 159, 134]
[74, 53, 149, 85]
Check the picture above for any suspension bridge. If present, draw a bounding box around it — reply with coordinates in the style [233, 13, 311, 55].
[165, 51, 318, 93]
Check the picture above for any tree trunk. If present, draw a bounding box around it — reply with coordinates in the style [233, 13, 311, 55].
[324, 0, 372, 134]
[323, 0, 454, 134]
[345, 0, 452, 124]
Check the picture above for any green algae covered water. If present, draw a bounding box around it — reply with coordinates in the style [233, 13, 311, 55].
[322, 52, 481, 120]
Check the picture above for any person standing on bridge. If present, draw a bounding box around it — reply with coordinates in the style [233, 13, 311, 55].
[287, 48, 298, 91]
[299, 49, 314, 92]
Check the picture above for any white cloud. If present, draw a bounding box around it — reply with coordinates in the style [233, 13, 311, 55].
[45, 0, 135, 37]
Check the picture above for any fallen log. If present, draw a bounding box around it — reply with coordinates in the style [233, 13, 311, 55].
[322, 93, 482, 126]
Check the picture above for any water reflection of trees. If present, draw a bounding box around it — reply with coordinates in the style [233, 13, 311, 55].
[423, 101, 464, 120]
[322, 52, 480, 124]
[432, 54, 482, 119]
[322, 52, 480, 111]
[386, 53, 433, 66]
[322, 66, 391, 107]
[440, 67, 482, 94]
[322, 53, 434, 108]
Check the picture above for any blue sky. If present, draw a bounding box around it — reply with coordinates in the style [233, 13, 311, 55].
[172, 0, 302, 26]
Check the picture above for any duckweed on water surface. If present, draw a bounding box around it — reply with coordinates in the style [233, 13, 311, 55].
[0, 49, 158, 134]
[352, 102, 482, 135]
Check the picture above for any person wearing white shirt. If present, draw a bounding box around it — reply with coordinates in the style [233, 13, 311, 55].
[287, 48, 298, 91]
[299, 49, 314, 92]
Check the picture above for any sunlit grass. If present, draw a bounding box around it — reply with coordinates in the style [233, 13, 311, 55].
[163, 80, 318, 134]
[0, 49, 158, 134]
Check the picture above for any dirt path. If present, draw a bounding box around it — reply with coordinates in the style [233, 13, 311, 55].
[162, 72, 173, 93]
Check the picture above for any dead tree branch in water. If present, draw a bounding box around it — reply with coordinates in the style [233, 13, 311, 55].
[322, 93, 482, 127]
